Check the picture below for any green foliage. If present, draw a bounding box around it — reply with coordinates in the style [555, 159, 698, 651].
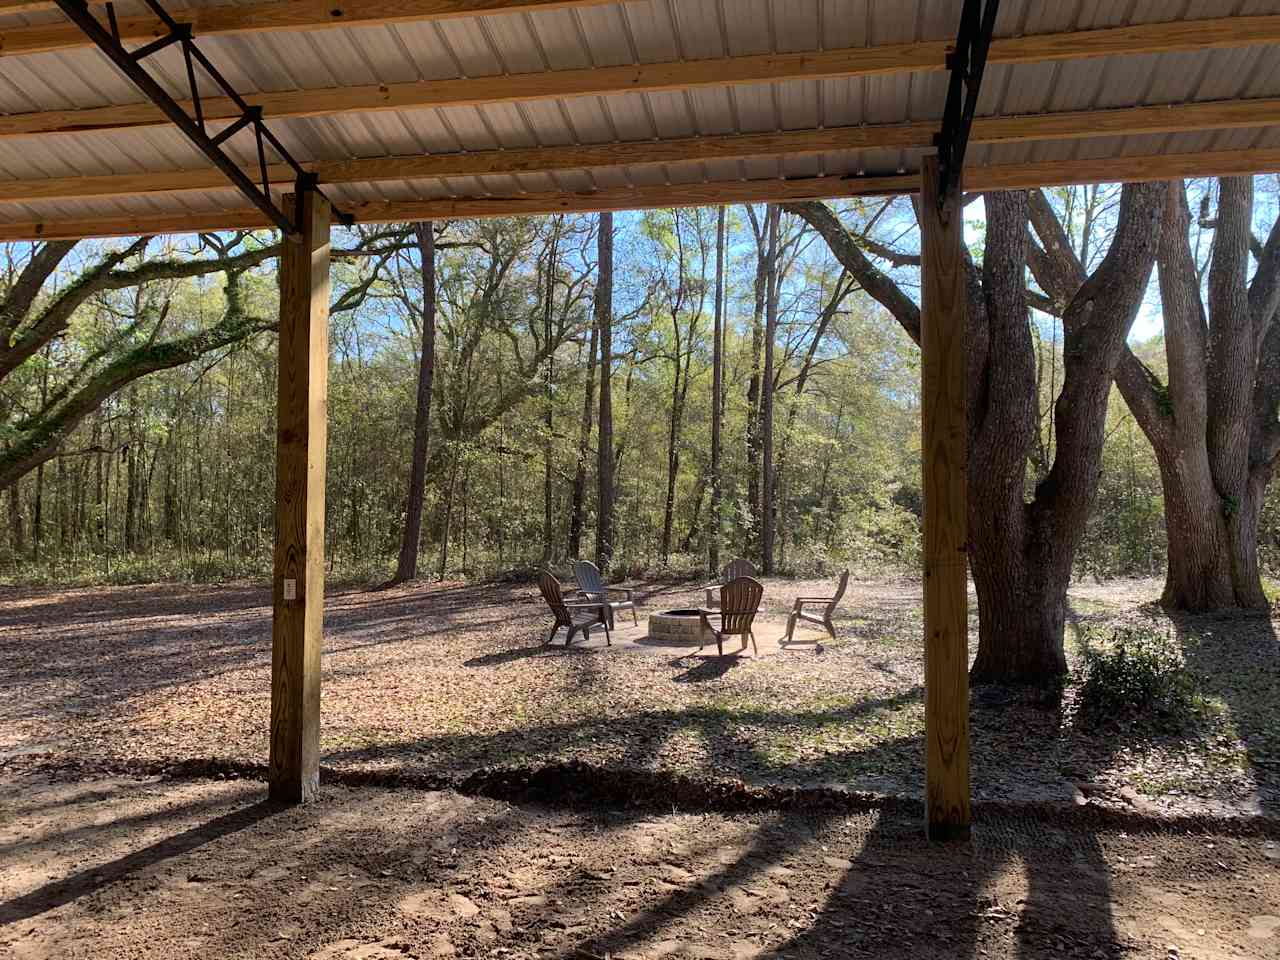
[3, 196, 1259, 591]
[1075, 625, 1206, 734]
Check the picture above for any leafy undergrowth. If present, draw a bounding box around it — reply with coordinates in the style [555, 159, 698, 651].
[0, 576, 1276, 816]
[1074, 625, 1211, 734]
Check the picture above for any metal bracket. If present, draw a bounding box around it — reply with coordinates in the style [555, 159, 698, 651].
[934, 0, 1001, 208]
[52, 0, 353, 237]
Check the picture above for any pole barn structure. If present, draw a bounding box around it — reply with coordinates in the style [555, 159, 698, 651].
[3, 0, 1279, 835]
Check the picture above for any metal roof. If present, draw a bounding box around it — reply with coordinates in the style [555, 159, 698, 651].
[1, 0, 1279, 238]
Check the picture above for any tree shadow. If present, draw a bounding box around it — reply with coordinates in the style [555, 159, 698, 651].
[0, 797, 278, 926]
[462, 642, 598, 668]
[1167, 606, 1280, 815]
[670, 654, 744, 683]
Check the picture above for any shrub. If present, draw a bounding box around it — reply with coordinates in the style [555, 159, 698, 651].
[1075, 625, 1205, 733]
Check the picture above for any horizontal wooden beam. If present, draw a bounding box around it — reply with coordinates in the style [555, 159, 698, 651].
[4, 98, 1277, 204]
[964, 147, 1280, 192]
[0, 127, 924, 202]
[2, 13, 1278, 136]
[0, 43, 944, 139]
[0, 0, 612, 57]
[5, 146, 1280, 242]
[0, 0, 62, 14]
[0, 175, 911, 241]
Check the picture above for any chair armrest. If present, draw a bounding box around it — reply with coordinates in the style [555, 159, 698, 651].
[794, 596, 835, 603]
[566, 600, 607, 615]
[605, 587, 634, 600]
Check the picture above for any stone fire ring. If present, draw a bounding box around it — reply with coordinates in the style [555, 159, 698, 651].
[648, 608, 706, 644]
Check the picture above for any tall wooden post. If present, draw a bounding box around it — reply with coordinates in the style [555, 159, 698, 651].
[919, 155, 970, 841]
[269, 185, 330, 804]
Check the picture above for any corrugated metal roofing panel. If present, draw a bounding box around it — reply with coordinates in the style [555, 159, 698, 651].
[0, 0, 1278, 234]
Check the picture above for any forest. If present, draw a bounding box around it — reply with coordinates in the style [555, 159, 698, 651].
[3, 178, 1280, 646]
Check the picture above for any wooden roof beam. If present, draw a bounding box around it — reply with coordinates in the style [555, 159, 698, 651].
[5, 145, 1280, 243]
[2, 98, 1278, 204]
[0, 9, 1277, 113]
[0, 0, 614, 57]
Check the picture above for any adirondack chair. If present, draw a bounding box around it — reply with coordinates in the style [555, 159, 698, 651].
[538, 570, 610, 647]
[703, 557, 758, 609]
[697, 576, 764, 657]
[572, 559, 638, 628]
[784, 570, 850, 641]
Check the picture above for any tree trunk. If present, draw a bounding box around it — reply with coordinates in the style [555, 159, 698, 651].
[439, 442, 459, 580]
[8, 479, 23, 555]
[124, 438, 138, 553]
[595, 212, 616, 572]
[786, 180, 1165, 686]
[1107, 179, 1279, 611]
[541, 221, 562, 565]
[709, 205, 725, 575]
[1157, 449, 1236, 609]
[57, 448, 68, 552]
[392, 221, 437, 584]
[568, 314, 598, 559]
[660, 347, 682, 563]
[745, 210, 767, 553]
[681, 470, 707, 554]
[760, 204, 780, 575]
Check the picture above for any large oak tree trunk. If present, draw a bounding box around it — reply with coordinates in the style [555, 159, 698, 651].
[788, 180, 1164, 685]
[1156, 450, 1236, 609]
[1104, 178, 1280, 611]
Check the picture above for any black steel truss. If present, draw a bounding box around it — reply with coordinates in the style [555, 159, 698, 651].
[934, 0, 1001, 206]
[53, 0, 352, 236]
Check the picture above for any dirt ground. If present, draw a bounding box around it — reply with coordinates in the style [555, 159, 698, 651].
[1, 576, 1279, 958]
[1, 771, 1277, 960]
[0, 575, 1276, 816]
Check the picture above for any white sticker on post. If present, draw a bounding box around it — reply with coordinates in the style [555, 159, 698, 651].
[284, 578, 297, 601]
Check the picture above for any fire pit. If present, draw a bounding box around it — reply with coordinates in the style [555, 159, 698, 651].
[648, 608, 706, 644]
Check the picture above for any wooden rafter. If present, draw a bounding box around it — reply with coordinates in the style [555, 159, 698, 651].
[0, 0, 62, 13]
[1, 12, 1278, 133]
[3, 98, 1278, 204]
[0, 0, 615, 57]
[6, 145, 1280, 243]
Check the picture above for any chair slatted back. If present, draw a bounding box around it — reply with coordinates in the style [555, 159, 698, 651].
[718, 577, 763, 634]
[722, 558, 757, 583]
[829, 570, 850, 611]
[539, 570, 572, 627]
[573, 559, 606, 600]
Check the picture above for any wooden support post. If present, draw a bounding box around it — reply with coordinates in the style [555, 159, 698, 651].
[919, 155, 971, 842]
[269, 187, 331, 804]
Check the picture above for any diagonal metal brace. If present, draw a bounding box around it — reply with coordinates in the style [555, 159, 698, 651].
[934, 0, 1001, 209]
[52, 0, 352, 237]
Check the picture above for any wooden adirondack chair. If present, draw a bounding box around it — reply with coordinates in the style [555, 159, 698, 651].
[703, 557, 758, 608]
[784, 570, 850, 641]
[572, 559, 638, 628]
[698, 576, 764, 656]
[539, 570, 610, 647]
